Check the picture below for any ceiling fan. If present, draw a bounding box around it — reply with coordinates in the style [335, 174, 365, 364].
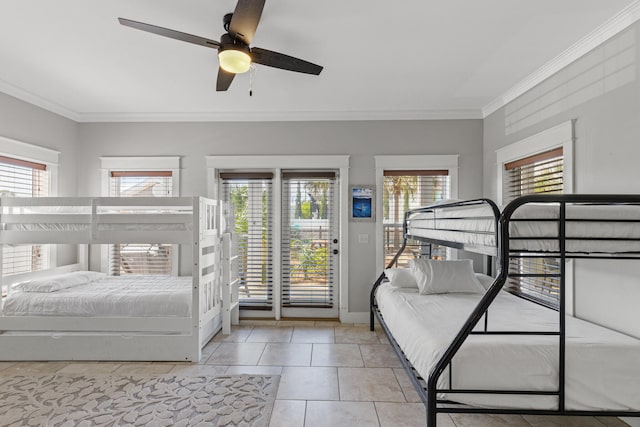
[119, 0, 323, 91]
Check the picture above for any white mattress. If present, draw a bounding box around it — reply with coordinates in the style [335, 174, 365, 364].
[407, 203, 640, 254]
[407, 204, 497, 248]
[509, 204, 640, 253]
[2, 276, 192, 317]
[376, 282, 640, 410]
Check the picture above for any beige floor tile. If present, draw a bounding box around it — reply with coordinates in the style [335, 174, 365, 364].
[393, 368, 423, 403]
[1, 362, 67, 375]
[259, 343, 312, 366]
[311, 344, 364, 367]
[0, 362, 16, 372]
[113, 363, 175, 376]
[278, 320, 316, 327]
[205, 342, 266, 365]
[277, 366, 339, 401]
[338, 367, 405, 402]
[315, 320, 343, 327]
[305, 401, 380, 427]
[335, 326, 382, 344]
[598, 417, 631, 427]
[200, 341, 221, 358]
[212, 326, 254, 343]
[168, 364, 229, 376]
[375, 402, 457, 427]
[246, 326, 294, 343]
[269, 400, 306, 427]
[291, 327, 335, 343]
[240, 319, 278, 326]
[57, 363, 121, 374]
[225, 365, 283, 375]
[451, 413, 531, 427]
[360, 344, 402, 368]
[524, 415, 615, 426]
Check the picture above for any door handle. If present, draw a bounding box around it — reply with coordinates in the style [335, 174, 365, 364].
[332, 249, 339, 255]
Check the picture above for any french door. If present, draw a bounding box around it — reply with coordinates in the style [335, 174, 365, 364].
[281, 171, 339, 317]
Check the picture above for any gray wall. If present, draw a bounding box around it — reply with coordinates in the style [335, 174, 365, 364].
[77, 119, 484, 312]
[0, 92, 79, 266]
[483, 24, 640, 337]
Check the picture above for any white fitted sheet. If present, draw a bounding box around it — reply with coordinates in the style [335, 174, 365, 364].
[407, 203, 640, 253]
[376, 282, 640, 410]
[407, 204, 497, 248]
[2, 276, 192, 317]
[509, 204, 640, 253]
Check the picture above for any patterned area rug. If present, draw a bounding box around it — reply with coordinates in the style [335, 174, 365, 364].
[0, 374, 279, 427]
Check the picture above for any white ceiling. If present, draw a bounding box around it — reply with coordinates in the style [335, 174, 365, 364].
[0, 0, 637, 122]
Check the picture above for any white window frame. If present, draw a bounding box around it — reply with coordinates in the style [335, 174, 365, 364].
[0, 135, 60, 271]
[206, 155, 350, 321]
[374, 155, 459, 272]
[100, 156, 181, 275]
[496, 120, 575, 314]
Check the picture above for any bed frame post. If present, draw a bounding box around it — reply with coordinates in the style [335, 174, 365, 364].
[191, 197, 202, 362]
[558, 201, 566, 412]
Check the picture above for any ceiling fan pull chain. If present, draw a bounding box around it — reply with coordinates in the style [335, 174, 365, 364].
[249, 64, 256, 96]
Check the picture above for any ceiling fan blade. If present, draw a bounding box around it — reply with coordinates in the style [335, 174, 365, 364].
[251, 47, 323, 75]
[216, 67, 236, 91]
[229, 0, 265, 45]
[119, 18, 220, 50]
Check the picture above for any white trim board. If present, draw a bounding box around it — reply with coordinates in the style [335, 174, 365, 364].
[483, 0, 640, 117]
[495, 120, 574, 206]
[0, 135, 60, 165]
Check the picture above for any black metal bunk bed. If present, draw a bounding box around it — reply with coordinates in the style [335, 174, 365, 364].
[370, 195, 640, 427]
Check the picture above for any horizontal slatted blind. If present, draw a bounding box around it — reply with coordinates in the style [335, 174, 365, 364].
[383, 171, 450, 267]
[503, 148, 563, 308]
[109, 171, 173, 275]
[282, 173, 336, 308]
[1, 156, 49, 278]
[221, 173, 273, 309]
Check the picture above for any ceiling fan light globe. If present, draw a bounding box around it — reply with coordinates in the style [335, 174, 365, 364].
[218, 49, 251, 74]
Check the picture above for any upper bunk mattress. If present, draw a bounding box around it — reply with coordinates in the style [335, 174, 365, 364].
[406, 203, 497, 248]
[376, 282, 640, 410]
[2, 276, 192, 317]
[508, 203, 640, 253]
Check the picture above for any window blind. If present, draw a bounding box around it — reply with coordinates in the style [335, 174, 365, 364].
[109, 171, 173, 275]
[503, 147, 564, 308]
[221, 173, 273, 309]
[383, 171, 450, 267]
[281, 172, 336, 308]
[0, 156, 49, 278]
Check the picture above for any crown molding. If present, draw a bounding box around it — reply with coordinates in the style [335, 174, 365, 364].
[482, 0, 640, 118]
[0, 79, 80, 122]
[75, 108, 482, 123]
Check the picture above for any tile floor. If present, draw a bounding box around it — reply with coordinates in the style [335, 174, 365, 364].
[0, 320, 631, 427]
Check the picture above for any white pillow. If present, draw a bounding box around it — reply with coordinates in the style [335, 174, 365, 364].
[475, 273, 495, 290]
[411, 259, 485, 295]
[384, 268, 418, 288]
[14, 271, 106, 293]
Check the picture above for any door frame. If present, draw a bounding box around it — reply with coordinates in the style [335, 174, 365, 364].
[207, 155, 350, 321]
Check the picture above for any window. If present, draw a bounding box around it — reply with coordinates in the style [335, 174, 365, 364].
[220, 173, 274, 309]
[382, 170, 451, 267]
[108, 171, 174, 275]
[0, 155, 50, 276]
[503, 148, 564, 307]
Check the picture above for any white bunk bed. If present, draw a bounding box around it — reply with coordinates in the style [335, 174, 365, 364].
[0, 196, 238, 362]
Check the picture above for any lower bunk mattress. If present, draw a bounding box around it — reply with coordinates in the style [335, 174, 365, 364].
[376, 282, 640, 410]
[2, 275, 192, 317]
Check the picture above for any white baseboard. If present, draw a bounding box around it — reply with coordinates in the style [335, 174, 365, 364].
[339, 311, 370, 324]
